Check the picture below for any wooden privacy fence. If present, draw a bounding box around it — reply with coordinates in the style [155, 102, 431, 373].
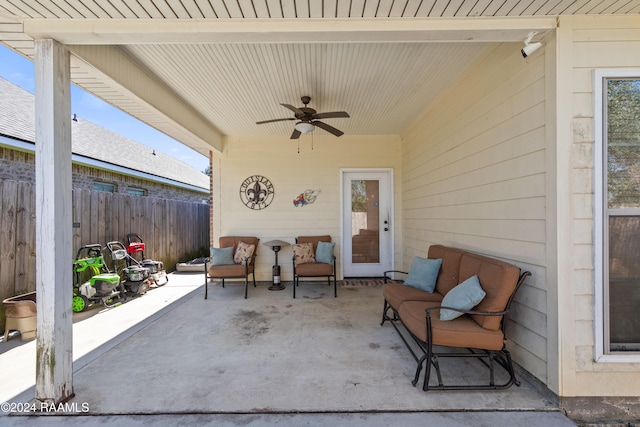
[0, 179, 209, 330]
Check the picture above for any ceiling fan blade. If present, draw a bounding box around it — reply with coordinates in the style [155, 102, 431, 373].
[311, 111, 350, 120]
[256, 118, 295, 125]
[290, 128, 302, 139]
[281, 103, 304, 115]
[312, 120, 344, 137]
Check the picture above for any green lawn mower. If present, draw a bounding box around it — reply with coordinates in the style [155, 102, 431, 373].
[72, 244, 127, 313]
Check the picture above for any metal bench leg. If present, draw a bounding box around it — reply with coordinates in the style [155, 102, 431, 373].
[293, 276, 297, 298]
[381, 300, 390, 326]
[412, 354, 427, 386]
[433, 355, 443, 387]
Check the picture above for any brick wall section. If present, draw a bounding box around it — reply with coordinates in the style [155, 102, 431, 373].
[0, 146, 207, 203]
[0, 148, 33, 182]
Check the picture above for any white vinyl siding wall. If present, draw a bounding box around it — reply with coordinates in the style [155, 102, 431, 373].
[400, 42, 552, 386]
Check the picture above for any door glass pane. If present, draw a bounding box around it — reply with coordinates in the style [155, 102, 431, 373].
[351, 180, 379, 264]
[608, 216, 640, 351]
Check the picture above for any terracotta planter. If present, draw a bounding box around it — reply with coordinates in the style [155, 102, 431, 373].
[3, 291, 36, 341]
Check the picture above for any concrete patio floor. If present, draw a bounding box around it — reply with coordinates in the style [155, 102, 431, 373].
[0, 272, 576, 426]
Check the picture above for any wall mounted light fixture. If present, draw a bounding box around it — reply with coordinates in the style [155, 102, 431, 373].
[521, 32, 542, 58]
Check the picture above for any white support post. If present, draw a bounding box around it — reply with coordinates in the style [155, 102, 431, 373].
[34, 39, 74, 404]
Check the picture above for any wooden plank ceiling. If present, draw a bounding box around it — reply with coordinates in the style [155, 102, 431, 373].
[0, 0, 638, 154]
[0, 0, 637, 18]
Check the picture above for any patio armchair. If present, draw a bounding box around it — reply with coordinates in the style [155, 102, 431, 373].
[292, 235, 337, 298]
[205, 236, 259, 299]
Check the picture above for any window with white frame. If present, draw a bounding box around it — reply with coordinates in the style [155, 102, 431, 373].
[594, 69, 640, 358]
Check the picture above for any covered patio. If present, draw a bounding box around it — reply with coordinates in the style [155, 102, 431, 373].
[0, 273, 573, 425]
[2, 0, 640, 422]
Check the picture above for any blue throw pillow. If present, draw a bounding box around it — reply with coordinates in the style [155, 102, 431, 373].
[316, 241, 335, 264]
[440, 275, 486, 321]
[211, 246, 235, 266]
[404, 257, 442, 293]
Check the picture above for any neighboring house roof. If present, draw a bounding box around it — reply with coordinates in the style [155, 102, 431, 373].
[0, 77, 209, 192]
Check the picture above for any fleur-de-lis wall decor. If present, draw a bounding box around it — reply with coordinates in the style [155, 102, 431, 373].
[239, 175, 274, 210]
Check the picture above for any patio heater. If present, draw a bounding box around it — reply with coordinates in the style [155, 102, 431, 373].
[262, 240, 290, 291]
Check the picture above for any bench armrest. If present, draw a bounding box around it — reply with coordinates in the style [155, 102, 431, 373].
[383, 270, 408, 283]
[425, 306, 508, 318]
[423, 306, 509, 336]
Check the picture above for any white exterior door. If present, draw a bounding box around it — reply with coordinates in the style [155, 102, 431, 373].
[341, 169, 393, 277]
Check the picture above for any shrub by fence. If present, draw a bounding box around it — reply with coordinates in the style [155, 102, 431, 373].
[0, 180, 209, 331]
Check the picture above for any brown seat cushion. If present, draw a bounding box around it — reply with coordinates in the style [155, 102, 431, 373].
[381, 245, 464, 310]
[208, 263, 253, 278]
[399, 301, 505, 351]
[382, 281, 443, 311]
[295, 263, 333, 276]
[458, 253, 521, 331]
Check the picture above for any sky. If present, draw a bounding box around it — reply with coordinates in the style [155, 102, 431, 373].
[0, 45, 210, 173]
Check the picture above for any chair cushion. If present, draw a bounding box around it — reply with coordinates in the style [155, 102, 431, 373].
[405, 257, 442, 293]
[439, 275, 486, 321]
[399, 301, 505, 351]
[296, 262, 333, 276]
[297, 235, 331, 252]
[427, 245, 466, 296]
[219, 236, 260, 252]
[234, 240, 255, 264]
[292, 242, 315, 264]
[208, 263, 252, 278]
[211, 246, 234, 266]
[382, 281, 443, 311]
[316, 241, 335, 264]
[458, 253, 521, 330]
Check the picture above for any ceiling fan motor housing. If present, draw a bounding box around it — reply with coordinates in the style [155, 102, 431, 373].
[297, 107, 316, 120]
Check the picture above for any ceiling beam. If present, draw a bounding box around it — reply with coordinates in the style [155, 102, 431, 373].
[24, 17, 557, 44]
[67, 44, 223, 154]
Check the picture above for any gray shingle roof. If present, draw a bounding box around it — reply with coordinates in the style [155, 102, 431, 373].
[0, 77, 209, 190]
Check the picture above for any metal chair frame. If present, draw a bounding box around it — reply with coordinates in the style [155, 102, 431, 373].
[293, 255, 337, 298]
[204, 255, 257, 299]
[292, 236, 337, 299]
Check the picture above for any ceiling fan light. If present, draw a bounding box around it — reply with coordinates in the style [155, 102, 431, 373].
[295, 122, 314, 134]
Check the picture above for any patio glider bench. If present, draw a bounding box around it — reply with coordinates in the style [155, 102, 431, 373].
[381, 244, 530, 391]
